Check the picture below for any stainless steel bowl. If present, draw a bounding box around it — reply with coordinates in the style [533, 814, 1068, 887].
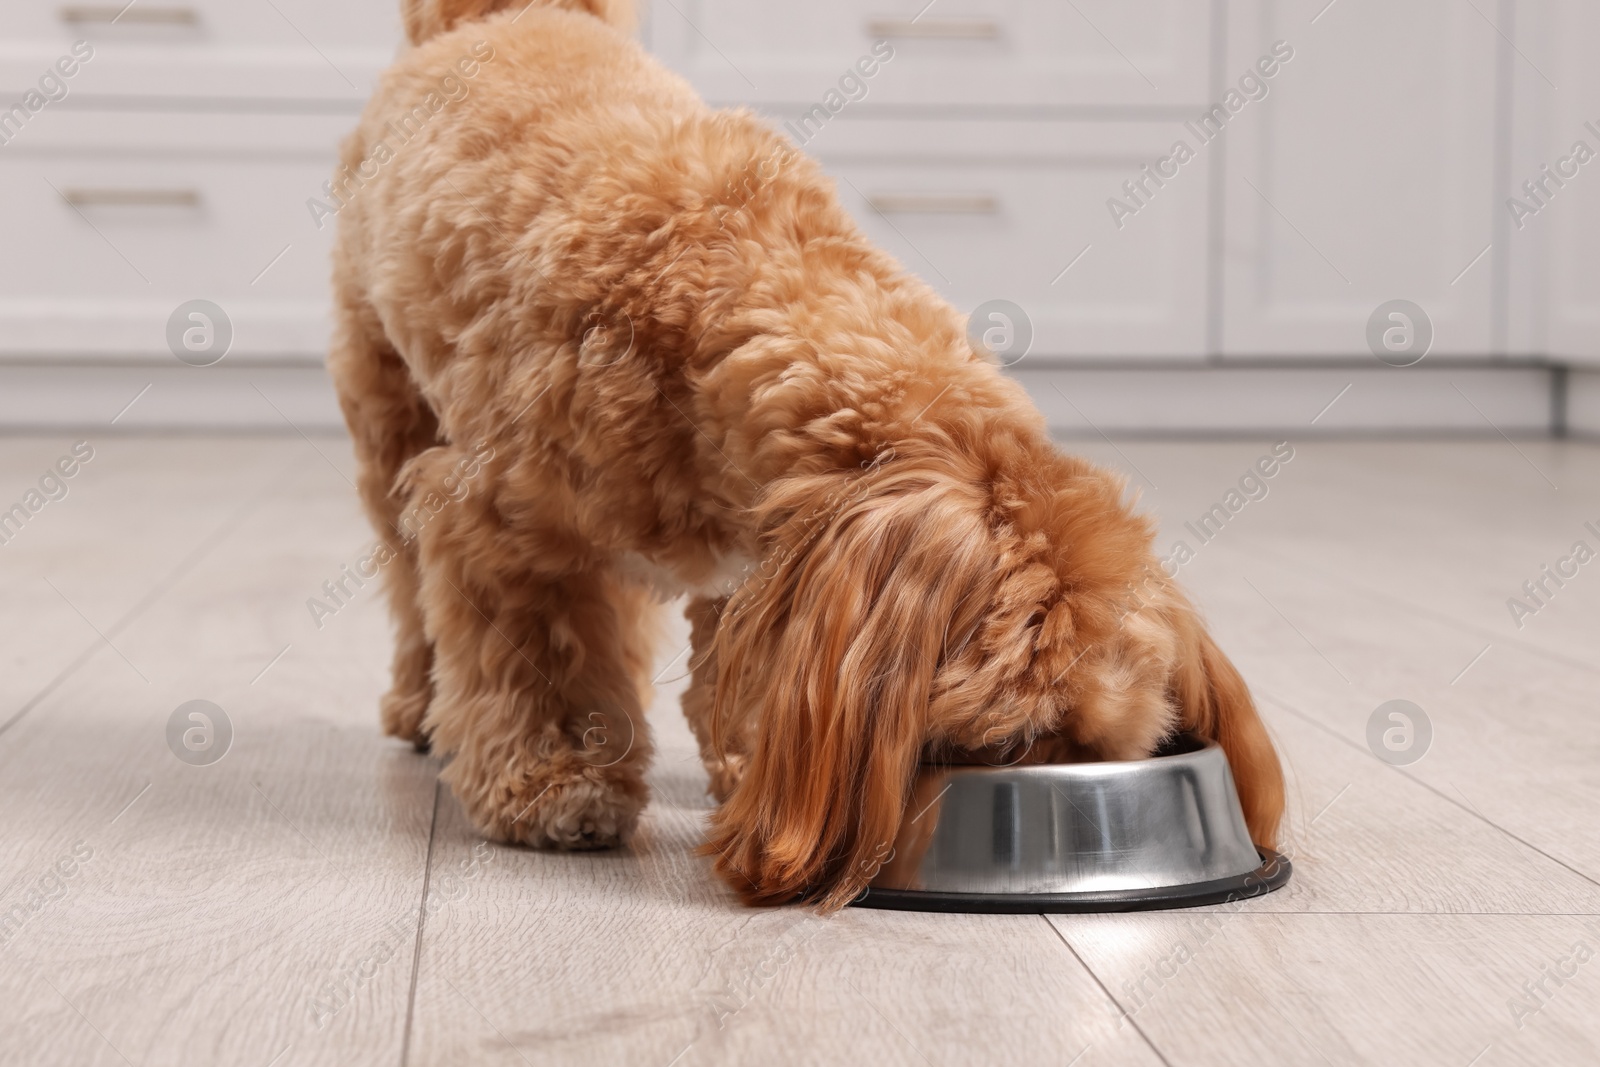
[854, 735, 1289, 913]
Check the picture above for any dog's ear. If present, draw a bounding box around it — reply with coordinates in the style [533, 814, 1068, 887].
[702, 471, 989, 910]
[1173, 617, 1285, 849]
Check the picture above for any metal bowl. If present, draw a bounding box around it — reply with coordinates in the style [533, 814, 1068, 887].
[853, 735, 1290, 913]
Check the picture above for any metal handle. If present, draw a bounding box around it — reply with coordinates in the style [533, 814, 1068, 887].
[866, 193, 999, 214]
[62, 188, 202, 207]
[866, 17, 1000, 39]
[59, 5, 199, 24]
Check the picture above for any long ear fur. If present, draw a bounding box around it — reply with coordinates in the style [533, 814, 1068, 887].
[702, 466, 991, 910]
[1172, 615, 1285, 849]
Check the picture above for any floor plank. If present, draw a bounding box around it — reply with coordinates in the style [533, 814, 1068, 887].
[1235, 708, 1600, 916]
[1172, 536, 1600, 890]
[1055, 912, 1600, 1067]
[0, 436, 435, 1067]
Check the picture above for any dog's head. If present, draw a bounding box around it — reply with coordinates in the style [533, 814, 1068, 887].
[701, 430, 1283, 910]
[401, 0, 633, 45]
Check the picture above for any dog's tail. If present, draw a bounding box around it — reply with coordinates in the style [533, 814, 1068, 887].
[1173, 617, 1286, 851]
[402, 0, 633, 44]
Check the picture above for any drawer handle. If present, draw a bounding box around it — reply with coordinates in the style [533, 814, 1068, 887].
[866, 17, 1000, 39]
[59, 5, 199, 24]
[62, 188, 202, 207]
[866, 193, 999, 214]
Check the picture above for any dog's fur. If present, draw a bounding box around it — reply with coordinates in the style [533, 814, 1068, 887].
[330, 0, 1285, 909]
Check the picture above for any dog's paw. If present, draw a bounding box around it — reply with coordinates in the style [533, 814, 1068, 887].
[380, 685, 432, 751]
[489, 768, 647, 851]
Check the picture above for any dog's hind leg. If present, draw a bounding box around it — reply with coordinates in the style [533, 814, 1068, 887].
[415, 518, 660, 848]
[326, 294, 441, 749]
[680, 596, 747, 801]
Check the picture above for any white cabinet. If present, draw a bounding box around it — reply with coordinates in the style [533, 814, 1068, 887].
[0, 0, 1591, 370]
[649, 0, 1219, 359]
[1219, 0, 1501, 358]
[647, 0, 1214, 108]
[0, 4, 399, 362]
[1506, 2, 1600, 365]
[0, 113, 345, 359]
[804, 119, 1209, 358]
[1, 0, 397, 49]
[0, 0, 399, 100]
[652, 0, 1600, 365]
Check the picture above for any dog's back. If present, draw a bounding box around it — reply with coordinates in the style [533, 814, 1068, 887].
[329, 0, 836, 541]
[335, 0, 697, 309]
[329, 0, 797, 403]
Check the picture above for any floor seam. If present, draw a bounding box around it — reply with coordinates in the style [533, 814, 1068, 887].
[1260, 689, 1600, 893]
[1043, 916, 1177, 1067]
[399, 778, 444, 1067]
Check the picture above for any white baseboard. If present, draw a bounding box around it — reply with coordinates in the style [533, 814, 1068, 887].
[0, 362, 344, 433]
[0, 359, 1573, 437]
[1012, 363, 1556, 436]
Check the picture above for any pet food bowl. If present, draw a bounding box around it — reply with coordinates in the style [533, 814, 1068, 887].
[853, 735, 1290, 913]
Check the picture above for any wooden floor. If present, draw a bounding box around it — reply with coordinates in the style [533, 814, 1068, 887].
[1, 434, 1598, 1067]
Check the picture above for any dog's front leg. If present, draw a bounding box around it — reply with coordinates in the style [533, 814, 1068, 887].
[417, 547, 659, 850]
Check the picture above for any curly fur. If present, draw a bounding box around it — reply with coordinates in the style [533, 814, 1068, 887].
[331, 0, 1285, 909]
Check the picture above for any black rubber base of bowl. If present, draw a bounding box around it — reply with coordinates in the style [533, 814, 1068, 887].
[851, 848, 1291, 914]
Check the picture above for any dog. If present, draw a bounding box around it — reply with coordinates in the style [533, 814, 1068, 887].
[328, 0, 1285, 910]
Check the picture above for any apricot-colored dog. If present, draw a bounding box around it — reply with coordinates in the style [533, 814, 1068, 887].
[330, 0, 1284, 909]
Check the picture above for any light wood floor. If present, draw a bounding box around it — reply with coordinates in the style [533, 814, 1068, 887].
[1, 434, 1597, 1067]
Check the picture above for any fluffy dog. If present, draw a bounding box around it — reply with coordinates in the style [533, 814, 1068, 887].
[329, 0, 1285, 909]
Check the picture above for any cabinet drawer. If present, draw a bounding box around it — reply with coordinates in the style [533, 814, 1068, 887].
[0, 113, 349, 360]
[649, 0, 1212, 108]
[0, 0, 401, 100]
[805, 119, 1209, 359]
[2, 0, 398, 53]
